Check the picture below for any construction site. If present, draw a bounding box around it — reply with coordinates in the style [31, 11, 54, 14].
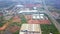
[0, 0, 60, 34]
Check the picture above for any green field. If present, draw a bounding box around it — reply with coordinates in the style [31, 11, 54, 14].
[0, 22, 5, 27]
[40, 14, 60, 34]
[40, 24, 60, 34]
[0, 16, 6, 27]
[20, 15, 27, 24]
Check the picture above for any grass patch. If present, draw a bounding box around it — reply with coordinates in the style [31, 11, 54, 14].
[40, 14, 60, 34]
[13, 30, 19, 34]
[40, 24, 60, 34]
[20, 15, 27, 24]
[10, 22, 22, 27]
[0, 22, 5, 27]
[0, 20, 7, 27]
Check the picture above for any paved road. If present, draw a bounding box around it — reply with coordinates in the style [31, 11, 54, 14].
[42, 0, 60, 33]
[46, 11, 60, 32]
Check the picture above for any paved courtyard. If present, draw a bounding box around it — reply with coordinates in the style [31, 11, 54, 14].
[19, 24, 42, 34]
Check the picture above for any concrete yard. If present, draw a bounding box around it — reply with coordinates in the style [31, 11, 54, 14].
[19, 24, 42, 34]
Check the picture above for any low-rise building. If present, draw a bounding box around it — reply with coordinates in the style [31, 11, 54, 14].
[19, 24, 41, 34]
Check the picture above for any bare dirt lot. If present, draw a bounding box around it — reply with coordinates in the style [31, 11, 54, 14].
[25, 15, 50, 24]
[12, 16, 21, 23]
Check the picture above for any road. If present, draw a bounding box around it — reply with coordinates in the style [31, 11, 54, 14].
[46, 11, 60, 32]
[42, 0, 60, 33]
[19, 24, 42, 34]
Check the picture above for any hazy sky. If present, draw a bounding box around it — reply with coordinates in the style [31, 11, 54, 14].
[0, 0, 59, 5]
[0, 0, 60, 8]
